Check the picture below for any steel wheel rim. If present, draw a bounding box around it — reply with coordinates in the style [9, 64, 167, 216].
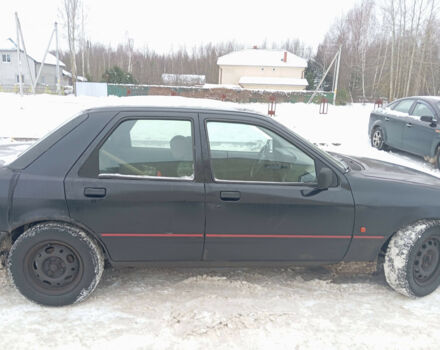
[24, 241, 83, 293]
[372, 130, 383, 148]
[413, 236, 440, 286]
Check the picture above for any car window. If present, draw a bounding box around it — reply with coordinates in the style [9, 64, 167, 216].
[412, 102, 435, 118]
[392, 99, 414, 114]
[99, 119, 194, 179]
[206, 121, 317, 183]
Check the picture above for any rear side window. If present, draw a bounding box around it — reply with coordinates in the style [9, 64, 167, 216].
[412, 102, 435, 118]
[393, 100, 414, 114]
[9, 113, 88, 170]
[99, 119, 194, 179]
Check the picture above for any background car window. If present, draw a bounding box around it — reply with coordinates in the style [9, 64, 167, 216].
[99, 119, 194, 179]
[207, 121, 316, 183]
[412, 103, 435, 118]
[393, 100, 414, 114]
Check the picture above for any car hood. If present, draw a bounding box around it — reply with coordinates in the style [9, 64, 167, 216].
[336, 154, 440, 187]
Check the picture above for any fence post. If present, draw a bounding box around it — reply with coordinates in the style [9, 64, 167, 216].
[319, 98, 329, 114]
[268, 95, 276, 116]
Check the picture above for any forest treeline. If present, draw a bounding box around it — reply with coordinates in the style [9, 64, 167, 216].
[60, 0, 439, 102]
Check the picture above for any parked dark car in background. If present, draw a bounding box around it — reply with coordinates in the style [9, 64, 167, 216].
[369, 96, 440, 167]
[2, 106, 440, 306]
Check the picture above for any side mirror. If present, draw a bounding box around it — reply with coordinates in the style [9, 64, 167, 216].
[317, 167, 333, 190]
[421, 116, 434, 123]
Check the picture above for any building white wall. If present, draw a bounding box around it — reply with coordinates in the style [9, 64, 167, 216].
[239, 83, 307, 91]
[0, 50, 36, 86]
[219, 65, 305, 85]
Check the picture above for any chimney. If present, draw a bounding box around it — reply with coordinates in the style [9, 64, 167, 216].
[283, 51, 287, 63]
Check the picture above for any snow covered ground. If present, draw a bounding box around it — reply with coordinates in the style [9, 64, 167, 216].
[1, 93, 440, 349]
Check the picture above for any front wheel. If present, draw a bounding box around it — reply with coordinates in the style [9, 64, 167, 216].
[384, 221, 440, 297]
[371, 127, 388, 150]
[8, 222, 104, 306]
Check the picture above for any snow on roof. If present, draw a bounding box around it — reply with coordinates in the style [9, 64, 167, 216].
[217, 49, 307, 68]
[0, 38, 65, 67]
[62, 70, 87, 81]
[0, 38, 16, 50]
[239, 76, 308, 86]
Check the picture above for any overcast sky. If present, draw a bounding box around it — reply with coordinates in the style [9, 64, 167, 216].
[1, 0, 359, 55]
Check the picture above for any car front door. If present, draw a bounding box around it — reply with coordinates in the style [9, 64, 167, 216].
[200, 114, 355, 262]
[65, 111, 205, 262]
[401, 100, 437, 157]
[383, 99, 415, 149]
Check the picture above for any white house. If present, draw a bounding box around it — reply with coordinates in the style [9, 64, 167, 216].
[0, 38, 72, 91]
[217, 48, 309, 91]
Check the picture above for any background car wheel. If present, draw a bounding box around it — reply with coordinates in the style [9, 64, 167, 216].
[435, 146, 440, 170]
[371, 127, 388, 150]
[384, 220, 440, 297]
[7, 222, 104, 306]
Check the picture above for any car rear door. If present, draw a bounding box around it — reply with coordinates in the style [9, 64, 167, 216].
[199, 113, 355, 262]
[65, 111, 205, 262]
[401, 100, 437, 157]
[384, 99, 416, 148]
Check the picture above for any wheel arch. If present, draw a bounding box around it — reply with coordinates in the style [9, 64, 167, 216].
[429, 141, 440, 158]
[8, 217, 110, 263]
[378, 218, 440, 259]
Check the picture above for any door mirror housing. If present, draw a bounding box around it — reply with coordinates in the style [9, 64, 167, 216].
[317, 167, 333, 190]
[421, 116, 434, 123]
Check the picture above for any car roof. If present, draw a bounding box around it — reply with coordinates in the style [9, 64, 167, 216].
[82, 105, 270, 121]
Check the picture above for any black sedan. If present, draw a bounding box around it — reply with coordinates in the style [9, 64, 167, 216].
[369, 96, 440, 167]
[1, 106, 440, 306]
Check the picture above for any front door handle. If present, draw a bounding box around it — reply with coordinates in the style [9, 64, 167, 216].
[406, 123, 413, 127]
[384, 117, 390, 121]
[220, 191, 241, 201]
[84, 187, 107, 198]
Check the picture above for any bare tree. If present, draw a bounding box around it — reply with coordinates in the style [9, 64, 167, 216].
[61, 0, 81, 93]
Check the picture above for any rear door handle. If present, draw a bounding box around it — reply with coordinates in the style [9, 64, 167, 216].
[406, 123, 413, 127]
[84, 187, 107, 198]
[220, 191, 241, 201]
[384, 117, 390, 121]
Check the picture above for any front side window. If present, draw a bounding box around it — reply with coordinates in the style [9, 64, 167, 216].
[206, 121, 316, 183]
[412, 102, 435, 118]
[393, 99, 414, 114]
[99, 119, 194, 179]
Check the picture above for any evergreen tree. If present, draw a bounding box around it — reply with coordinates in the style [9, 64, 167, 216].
[102, 66, 136, 84]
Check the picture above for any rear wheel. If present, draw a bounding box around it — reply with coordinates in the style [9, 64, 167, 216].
[434, 146, 440, 170]
[8, 222, 104, 306]
[371, 127, 388, 150]
[384, 221, 440, 297]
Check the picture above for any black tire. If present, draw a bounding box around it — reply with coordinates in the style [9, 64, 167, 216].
[435, 146, 440, 170]
[7, 222, 104, 306]
[371, 127, 388, 150]
[384, 220, 440, 297]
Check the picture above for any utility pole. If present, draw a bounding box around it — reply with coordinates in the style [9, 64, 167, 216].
[33, 25, 56, 92]
[56, 22, 61, 95]
[33, 22, 62, 94]
[333, 46, 342, 106]
[15, 14, 23, 96]
[307, 46, 342, 105]
[15, 12, 35, 93]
